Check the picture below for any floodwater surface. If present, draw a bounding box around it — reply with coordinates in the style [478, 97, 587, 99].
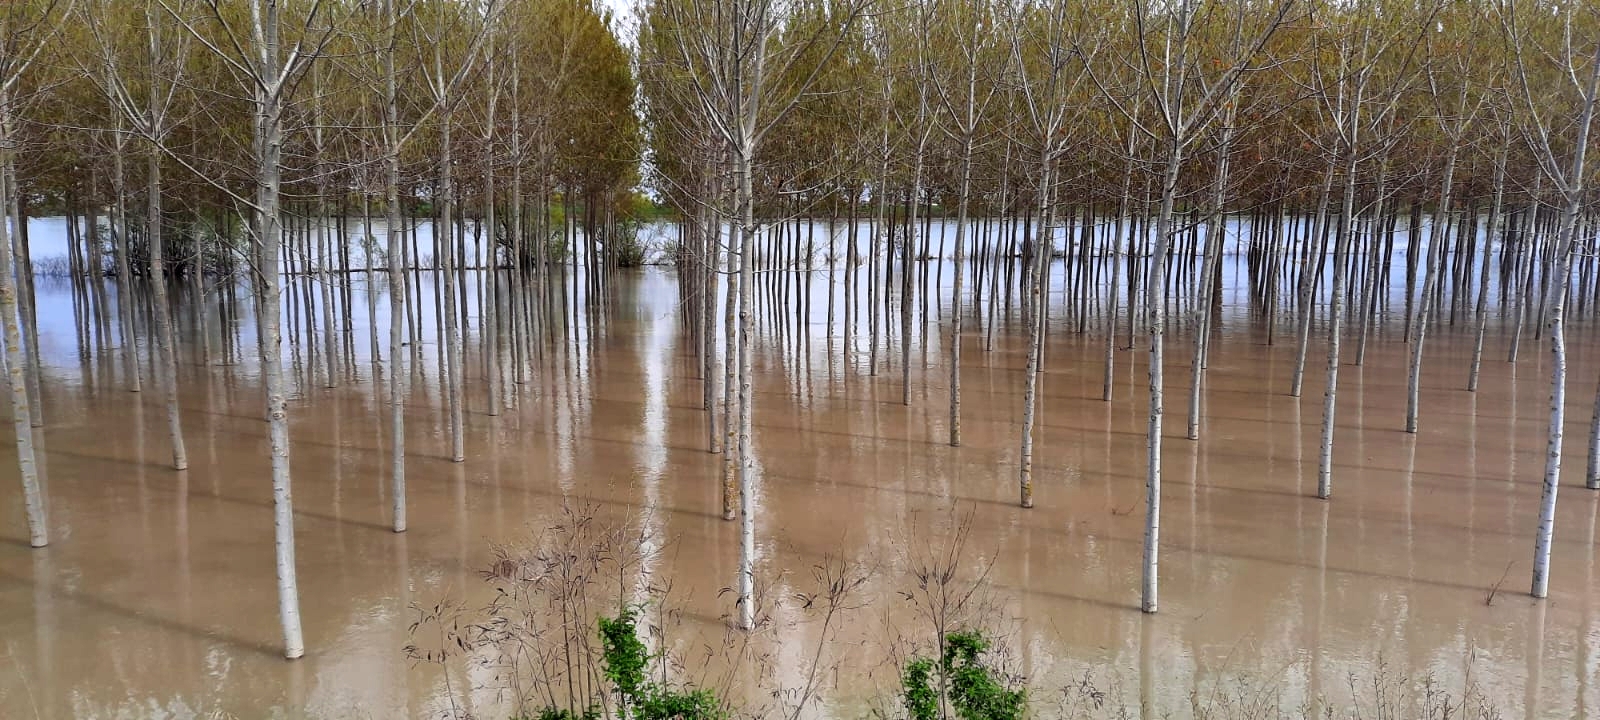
[1, 219, 1599, 719]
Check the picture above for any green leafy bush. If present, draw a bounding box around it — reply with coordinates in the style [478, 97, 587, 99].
[599, 607, 724, 720]
[901, 630, 1026, 720]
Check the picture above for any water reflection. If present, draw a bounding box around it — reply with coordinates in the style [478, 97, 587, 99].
[0, 218, 1596, 718]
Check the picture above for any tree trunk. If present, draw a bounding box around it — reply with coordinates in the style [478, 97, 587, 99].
[438, 98, 465, 463]
[1531, 46, 1600, 598]
[0, 121, 45, 548]
[1105, 124, 1136, 402]
[735, 146, 756, 631]
[1186, 107, 1235, 440]
[1019, 154, 1054, 508]
[385, 0, 408, 533]
[251, 1, 304, 658]
[110, 115, 141, 393]
[949, 135, 972, 448]
[147, 146, 187, 470]
[1466, 147, 1504, 392]
[1405, 150, 1457, 433]
[1143, 143, 1184, 614]
[1319, 141, 1361, 500]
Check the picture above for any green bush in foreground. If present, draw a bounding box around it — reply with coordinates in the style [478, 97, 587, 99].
[902, 630, 1025, 720]
[520, 607, 723, 720]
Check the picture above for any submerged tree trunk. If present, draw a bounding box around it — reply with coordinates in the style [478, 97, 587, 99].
[109, 113, 141, 394]
[722, 177, 739, 522]
[1105, 123, 1137, 402]
[1291, 162, 1335, 398]
[1186, 106, 1235, 440]
[1019, 155, 1054, 508]
[735, 146, 756, 632]
[1143, 143, 1184, 614]
[0, 119, 45, 548]
[385, 0, 408, 534]
[1405, 150, 1457, 434]
[438, 97, 465, 463]
[1531, 47, 1600, 598]
[949, 137, 972, 448]
[248, 1, 304, 658]
[147, 147, 187, 470]
[1320, 135, 1362, 500]
[1467, 144, 1506, 392]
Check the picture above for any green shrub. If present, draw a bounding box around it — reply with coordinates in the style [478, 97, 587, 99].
[598, 608, 724, 720]
[901, 630, 1026, 720]
[599, 608, 651, 705]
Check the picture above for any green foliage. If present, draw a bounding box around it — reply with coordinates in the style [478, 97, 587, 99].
[599, 607, 651, 704]
[903, 658, 941, 720]
[520, 707, 599, 720]
[637, 688, 722, 720]
[943, 632, 1025, 720]
[901, 631, 1026, 720]
[597, 609, 725, 720]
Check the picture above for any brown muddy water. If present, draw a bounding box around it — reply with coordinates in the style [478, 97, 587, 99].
[1, 238, 1599, 718]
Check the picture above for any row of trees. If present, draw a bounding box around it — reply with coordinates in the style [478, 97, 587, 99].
[1, 0, 639, 659]
[636, 0, 1600, 628]
[1, 0, 1597, 663]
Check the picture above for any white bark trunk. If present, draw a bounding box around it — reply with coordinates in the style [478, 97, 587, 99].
[438, 97, 465, 464]
[0, 125, 45, 548]
[1467, 145, 1506, 393]
[1019, 156, 1053, 508]
[252, 0, 304, 657]
[736, 147, 756, 631]
[1186, 109, 1235, 440]
[1290, 163, 1335, 398]
[109, 113, 141, 393]
[1143, 144, 1183, 614]
[1531, 45, 1600, 598]
[1318, 147, 1359, 500]
[1405, 151, 1457, 434]
[385, 0, 408, 533]
[147, 147, 187, 470]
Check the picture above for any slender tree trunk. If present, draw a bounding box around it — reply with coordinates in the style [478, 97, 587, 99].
[735, 145, 756, 632]
[1105, 124, 1136, 402]
[1291, 162, 1335, 398]
[110, 114, 141, 393]
[484, 37, 501, 417]
[1406, 151, 1455, 433]
[438, 99, 465, 463]
[1467, 147, 1505, 392]
[1319, 139, 1361, 500]
[1186, 107, 1235, 440]
[385, 0, 408, 533]
[949, 136, 972, 448]
[1144, 143, 1184, 614]
[1019, 154, 1054, 508]
[0, 118, 45, 548]
[722, 180, 739, 521]
[147, 146, 187, 470]
[10, 163, 39, 428]
[1532, 48, 1600, 597]
[250, 1, 304, 658]
[904, 161, 922, 407]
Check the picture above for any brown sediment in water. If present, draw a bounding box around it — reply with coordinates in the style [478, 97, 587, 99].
[0, 257, 1597, 719]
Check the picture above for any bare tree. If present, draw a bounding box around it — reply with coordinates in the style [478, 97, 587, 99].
[927, 0, 1004, 448]
[84, 0, 194, 470]
[1089, 0, 1294, 612]
[654, 0, 869, 629]
[1498, 0, 1600, 598]
[0, 0, 72, 548]
[1405, 27, 1486, 434]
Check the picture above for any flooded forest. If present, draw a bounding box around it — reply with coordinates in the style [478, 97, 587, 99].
[1, 0, 1599, 717]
